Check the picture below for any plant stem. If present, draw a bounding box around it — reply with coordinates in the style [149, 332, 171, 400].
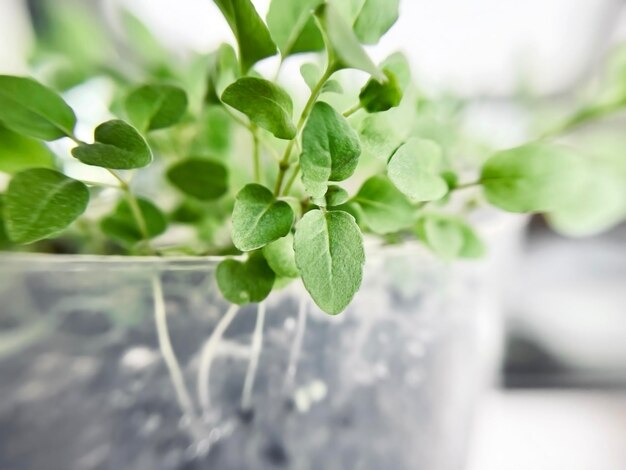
[152, 275, 197, 419]
[343, 102, 362, 118]
[454, 180, 481, 191]
[281, 163, 301, 196]
[107, 169, 150, 244]
[240, 301, 266, 411]
[274, 65, 335, 196]
[252, 126, 261, 183]
[197, 303, 240, 417]
[282, 295, 308, 394]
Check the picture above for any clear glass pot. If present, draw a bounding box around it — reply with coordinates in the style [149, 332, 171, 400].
[0, 215, 525, 470]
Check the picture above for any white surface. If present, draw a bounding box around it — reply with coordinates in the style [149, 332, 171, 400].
[467, 391, 626, 470]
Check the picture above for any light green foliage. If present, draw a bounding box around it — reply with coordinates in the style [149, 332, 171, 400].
[0, 125, 55, 174]
[359, 109, 408, 160]
[120, 9, 172, 70]
[294, 209, 364, 314]
[480, 142, 585, 213]
[263, 233, 299, 278]
[354, 175, 414, 234]
[212, 0, 277, 73]
[267, 0, 324, 57]
[380, 52, 411, 90]
[190, 106, 232, 158]
[72, 120, 152, 169]
[300, 102, 361, 198]
[0, 75, 76, 141]
[231, 184, 294, 251]
[101, 197, 167, 245]
[206, 44, 240, 104]
[216, 252, 275, 304]
[5, 169, 89, 244]
[416, 214, 485, 260]
[222, 77, 296, 139]
[314, 3, 385, 81]
[387, 138, 448, 201]
[353, 0, 400, 44]
[125, 84, 188, 131]
[167, 158, 228, 201]
[300, 64, 343, 94]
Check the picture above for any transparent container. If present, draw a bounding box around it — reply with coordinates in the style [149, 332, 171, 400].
[0, 216, 525, 470]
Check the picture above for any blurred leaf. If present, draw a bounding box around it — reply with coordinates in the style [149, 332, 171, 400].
[125, 84, 188, 131]
[416, 214, 485, 260]
[353, 0, 400, 44]
[263, 233, 299, 278]
[359, 69, 403, 113]
[0, 125, 55, 174]
[0, 75, 76, 141]
[101, 197, 166, 246]
[213, 0, 277, 73]
[167, 158, 229, 201]
[267, 0, 324, 57]
[354, 175, 414, 234]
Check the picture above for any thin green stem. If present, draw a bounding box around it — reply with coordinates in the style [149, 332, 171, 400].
[281, 163, 301, 196]
[343, 102, 362, 118]
[454, 180, 481, 191]
[252, 126, 261, 183]
[274, 65, 335, 196]
[152, 275, 197, 419]
[106, 169, 150, 243]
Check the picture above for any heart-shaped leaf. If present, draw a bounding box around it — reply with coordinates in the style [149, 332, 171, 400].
[300, 101, 361, 198]
[222, 77, 296, 140]
[353, 0, 400, 45]
[354, 175, 414, 234]
[5, 168, 89, 244]
[125, 84, 188, 131]
[324, 185, 349, 207]
[231, 184, 294, 251]
[71, 119, 152, 169]
[359, 69, 403, 113]
[0, 75, 76, 141]
[267, 0, 324, 57]
[314, 4, 385, 81]
[480, 142, 585, 213]
[294, 209, 364, 315]
[213, 0, 277, 73]
[0, 125, 55, 174]
[216, 252, 276, 304]
[263, 233, 299, 278]
[387, 138, 448, 201]
[167, 158, 228, 201]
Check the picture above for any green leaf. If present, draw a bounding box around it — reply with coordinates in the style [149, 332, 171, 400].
[314, 4, 385, 81]
[353, 0, 400, 44]
[325, 185, 349, 206]
[5, 168, 89, 244]
[416, 214, 485, 260]
[231, 184, 294, 251]
[101, 197, 167, 246]
[190, 106, 232, 157]
[387, 138, 448, 201]
[380, 52, 411, 90]
[222, 77, 296, 140]
[300, 102, 361, 198]
[294, 209, 364, 315]
[125, 84, 188, 131]
[0, 75, 76, 141]
[359, 110, 407, 161]
[216, 252, 275, 304]
[480, 142, 585, 213]
[354, 175, 414, 234]
[71, 120, 152, 169]
[120, 9, 171, 70]
[322, 80, 343, 94]
[359, 70, 403, 113]
[205, 44, 240, 104]
[267, 0, 324, 57]
[263, 233, 299, 278]
[167, 158, 228, 201]
[213, 0, 277, 73]
[300, 63, 323, 90]
[0, 125, 55, 174]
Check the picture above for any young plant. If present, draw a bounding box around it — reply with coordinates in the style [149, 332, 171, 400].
[0, 0, 623, 318]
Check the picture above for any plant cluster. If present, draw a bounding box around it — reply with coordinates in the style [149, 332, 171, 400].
[0, 0, 624, 315]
